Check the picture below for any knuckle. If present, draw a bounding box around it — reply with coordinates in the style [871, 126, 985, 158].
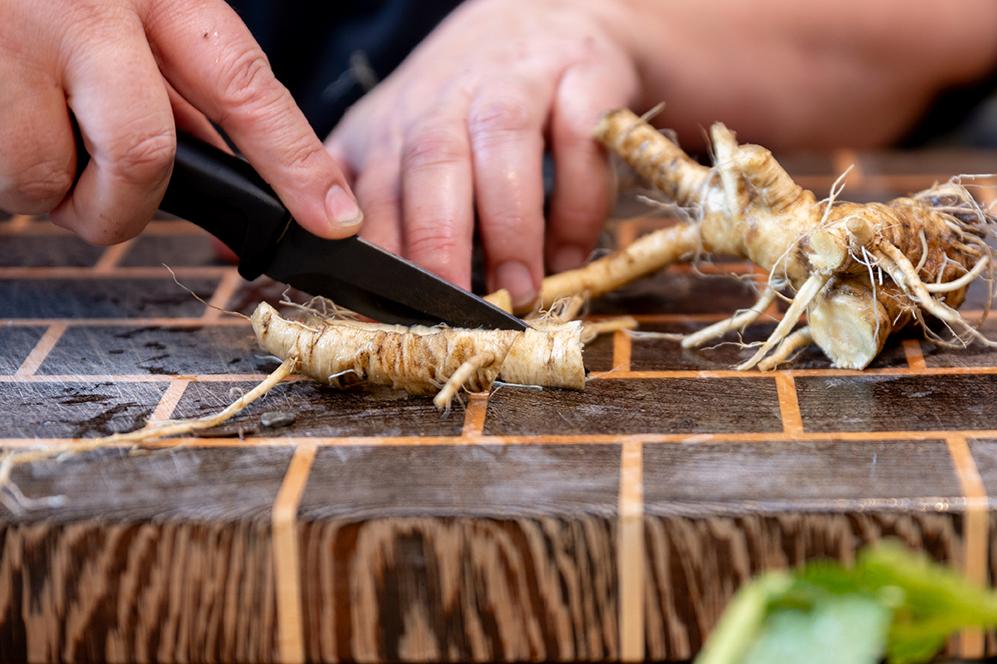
[9, 157, 74, 209]
[215, 47, 279, 112]
[105, 129, 176, 184]
[405, 226, 460, 258]
[276, 137, 326, 173]
[469, 97, 533, 142]
[402, 126, 467, 170]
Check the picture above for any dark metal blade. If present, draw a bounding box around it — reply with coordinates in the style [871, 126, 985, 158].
[264, 221, 528, 330]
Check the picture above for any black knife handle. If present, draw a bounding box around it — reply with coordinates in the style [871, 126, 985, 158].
[73, 126, 290, 281]
[161, 135, 291, 281]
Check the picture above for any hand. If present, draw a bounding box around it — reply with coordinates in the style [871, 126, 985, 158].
[327, 0, 638, 307]
[0, 0, 361, 245]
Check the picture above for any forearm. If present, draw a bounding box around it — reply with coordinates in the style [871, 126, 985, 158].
[590, 0, 997, 148]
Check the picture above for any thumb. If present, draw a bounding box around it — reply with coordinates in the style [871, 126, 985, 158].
[147, 1, 363, 239]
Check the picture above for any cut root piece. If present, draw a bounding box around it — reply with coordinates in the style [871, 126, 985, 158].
[738, 274, 827, 370]
[253, 302, 586, 410]
[807, 277, 902, 369]
[484, 288, 513, 313]
[681, 286, 777, 349]
[526, 222, 701, 313]
[757, 326, 814, 371]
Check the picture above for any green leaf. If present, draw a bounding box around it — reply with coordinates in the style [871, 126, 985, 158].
[695, 572, 793, 664]
[694, 540, 997, 664]
[740, 594, 889, 664]
[856, 542, 997, 663]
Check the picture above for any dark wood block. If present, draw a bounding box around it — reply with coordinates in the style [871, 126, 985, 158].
[0, 327, 44, 375]
[773, 151, 837, 176]
[583, 331, 615, 371]
[590, 272, 758, 316]
[644, 439, 960, 513]
[643, 510, 961, 660]
[119, 235, 224, 267]
[961, 277, 993, 311]
[0, 236, 103, 267]
[923, 319, 997, 367]
[840, 184, 921, 204]
[0, 445, 290, 661]
[642, 439, 963, 660]
[0, 382, 164, 438]
[630, 321, 909, 371]
[174, 380, 463, 437]
[796, 374, 997, 432]
[297, 444, 619, 661]
[227, 278, 310, 316]
[39, 325, 264, 376]
[966, 438, 997, 495]
[858, 150, 997, 176]
[484, 378, 782, 435]
[0, 278, 217, 319]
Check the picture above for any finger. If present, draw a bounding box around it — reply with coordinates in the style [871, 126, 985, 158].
[147, 1, 361, 239]
[50, 13, 175, 245]
[400, 113, 474, 288]
[0, 63, 75, 214]
[353, 152, 403, 256]
[547, 62, 636, 273]
[165, 82, 230, 153]
[468, 88, 549, 308]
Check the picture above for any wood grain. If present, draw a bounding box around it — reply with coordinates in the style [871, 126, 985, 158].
[0, 446, 292, 662]
[296, 444, 620, 662]
[643, 511, 962, 660]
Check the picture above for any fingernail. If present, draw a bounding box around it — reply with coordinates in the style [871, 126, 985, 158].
[550, 244, 587, 273]
[325, 184, 363, 228]
[495, 261, 536, 309]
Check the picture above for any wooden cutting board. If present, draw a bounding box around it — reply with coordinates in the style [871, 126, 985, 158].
[1, 149, 997, 662]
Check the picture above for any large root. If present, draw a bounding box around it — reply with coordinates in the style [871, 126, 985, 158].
[513, 108, 996, 370]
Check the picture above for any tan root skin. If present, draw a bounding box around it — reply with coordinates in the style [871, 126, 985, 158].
[519, 108, 994, 370]
[252, 302, 585, 409]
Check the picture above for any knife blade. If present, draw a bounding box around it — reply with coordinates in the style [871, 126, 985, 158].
[148, 132, 527, 330]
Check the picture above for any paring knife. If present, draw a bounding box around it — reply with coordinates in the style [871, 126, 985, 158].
[81, 131, 528, 331]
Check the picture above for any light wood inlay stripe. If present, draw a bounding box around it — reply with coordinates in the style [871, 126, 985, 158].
[774, 372, 804, 436]
[832, 149, 861, 183]
[613, 330, 632, 373]
[8, 214, 32, 231]
[203, 270, 243, 320]
[615, 220, 638, 249]
[14, 323, 67, 376]
[150, 380, 190, 422]
[0, 266, 230, 279]
[618, 440, 644, 662]
[903, 339, 927, 371]
[272, 444, 317, 664]
[9, 429, 997, 450]
[461, 393, 489, 437]
[92, 241, 133, 273]
[11, 365, 997, 384]
[944, 434, 988, 659]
